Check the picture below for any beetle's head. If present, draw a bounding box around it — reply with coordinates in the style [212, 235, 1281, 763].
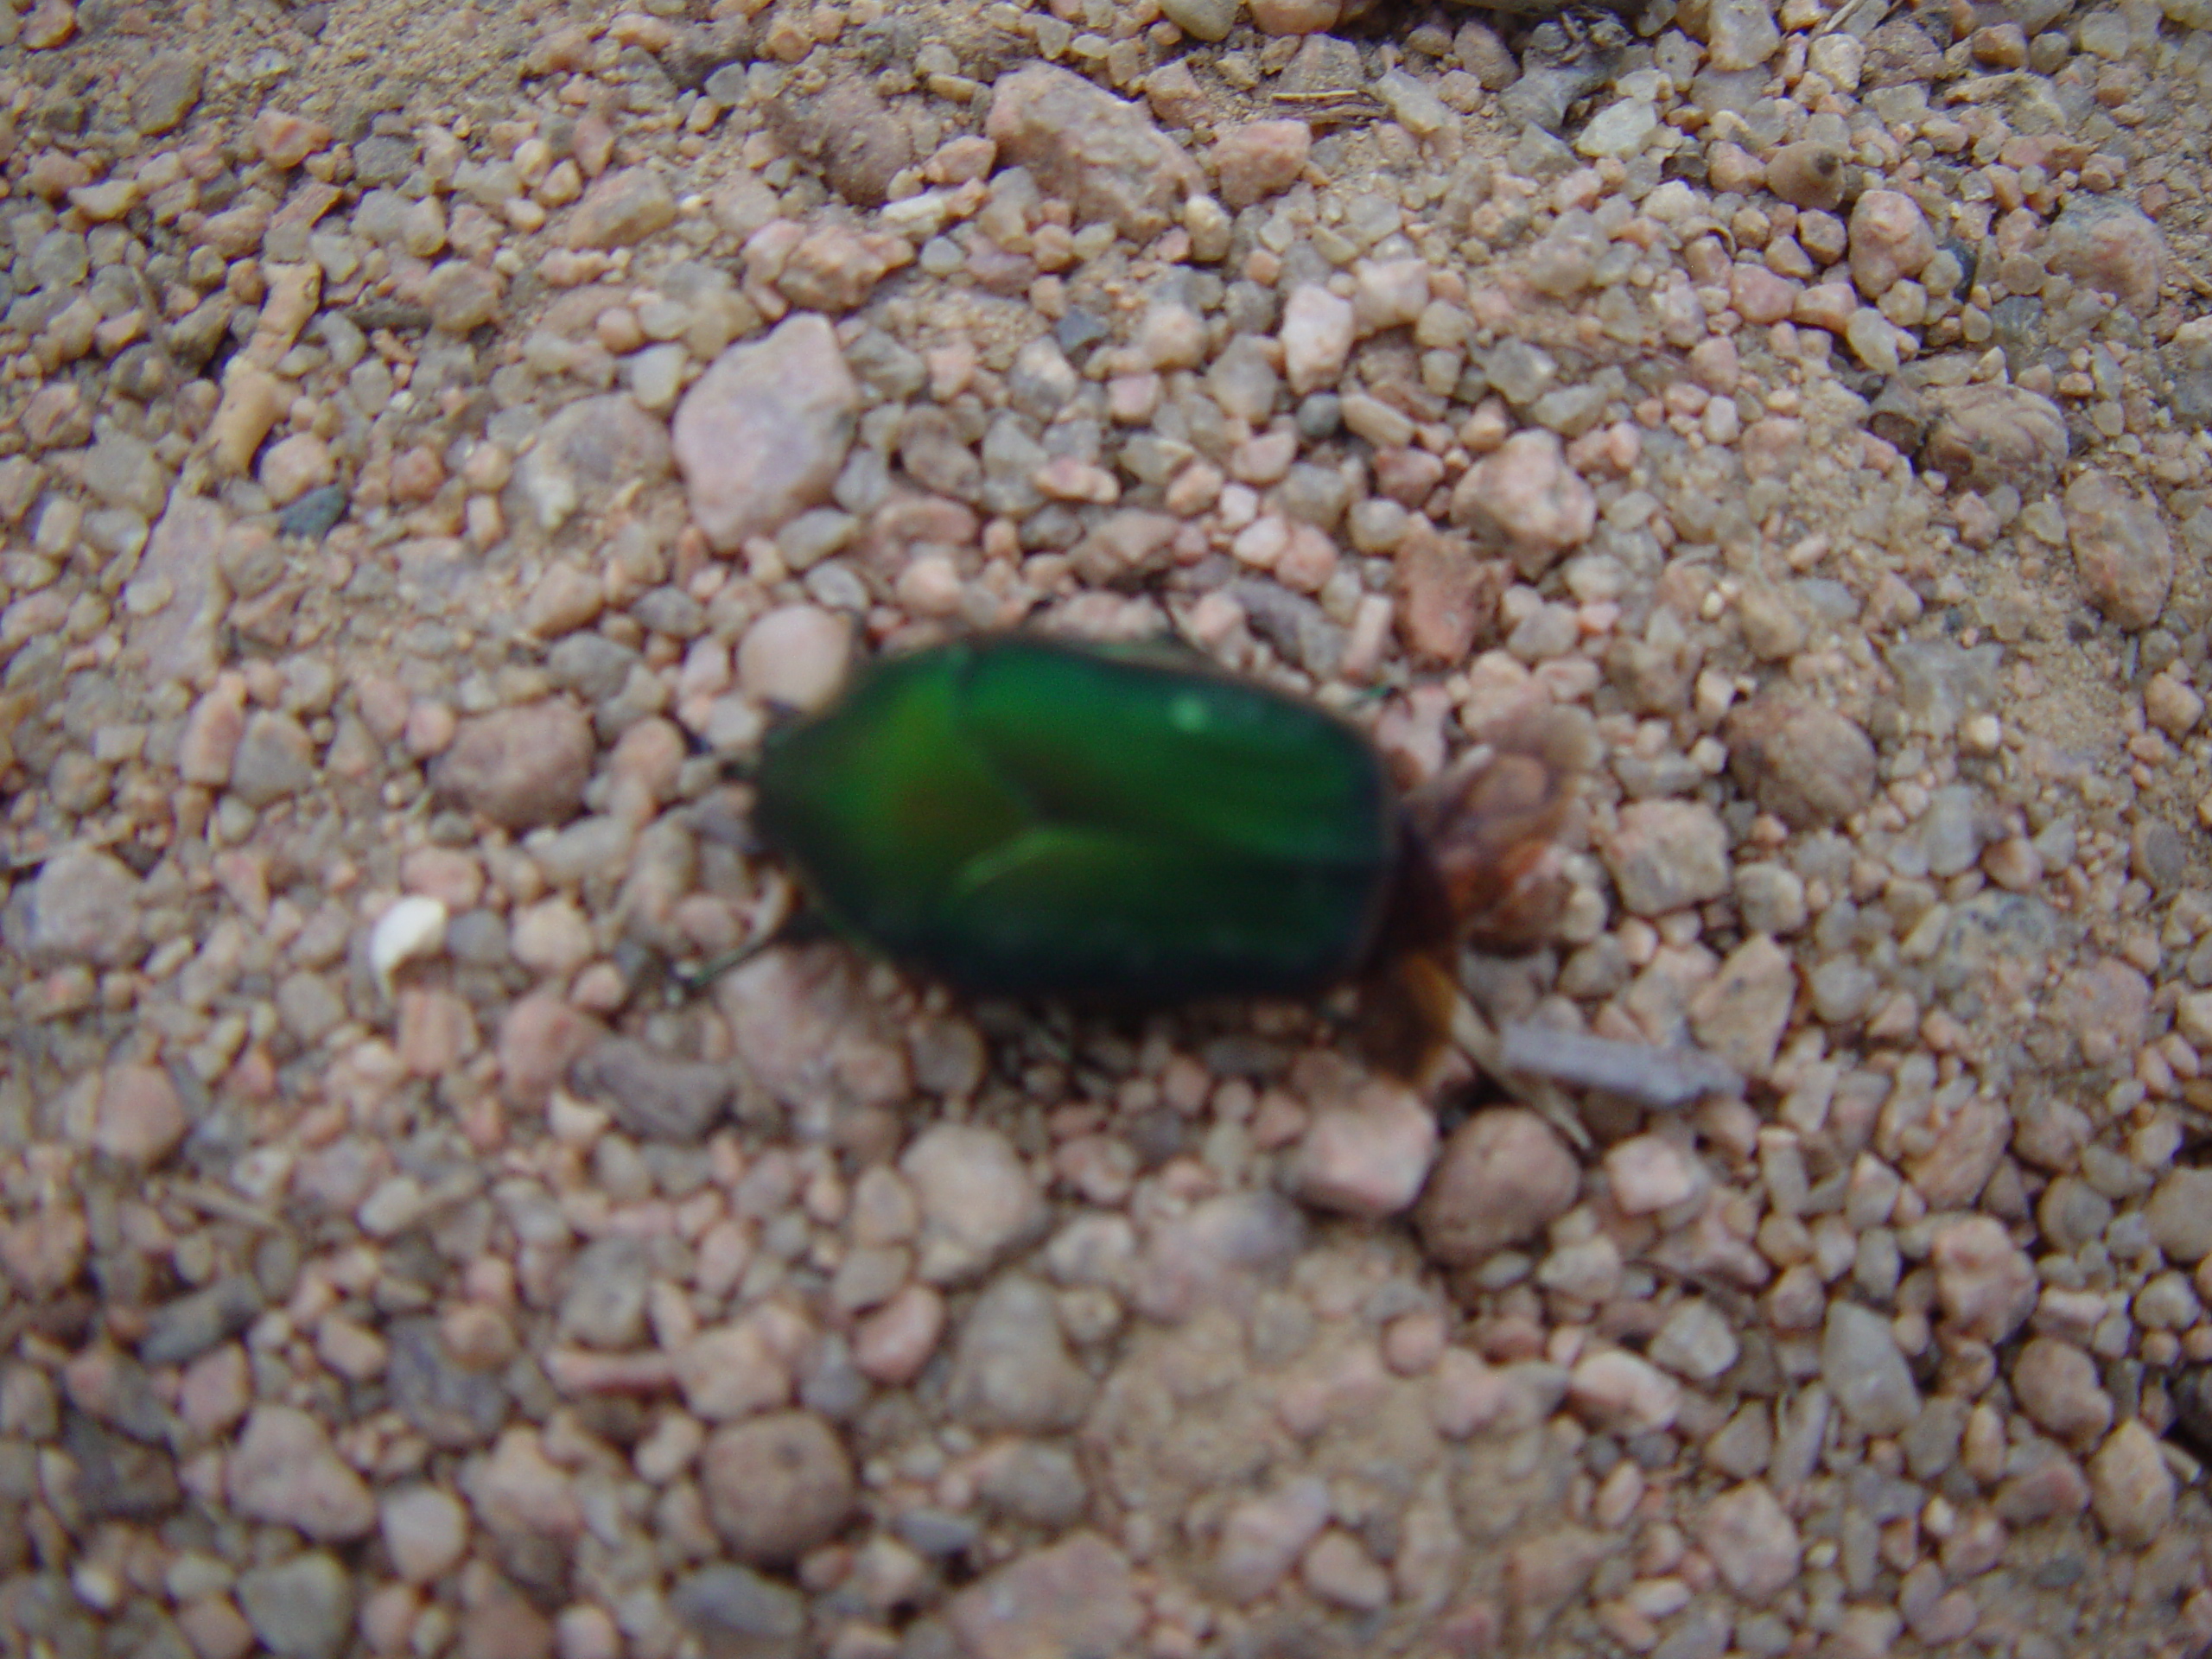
[1405, 705, 1589, 954]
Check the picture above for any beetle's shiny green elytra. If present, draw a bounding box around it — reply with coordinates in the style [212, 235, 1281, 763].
[751, 633, 1403, 1006]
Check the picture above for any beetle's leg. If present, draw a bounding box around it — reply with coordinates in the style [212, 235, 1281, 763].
[1357, 952, 1459, 1084]
[671, 912, 836, 995]
[671, 935, 772, 996]
[694, 690, 804, 779]
[1030, 1014, 1077, 1066]
[678, 715, 761, 784]
[670, 872, 805, 995]
[685, 780, 767, 855]
[1448, 992, 1592, 1153]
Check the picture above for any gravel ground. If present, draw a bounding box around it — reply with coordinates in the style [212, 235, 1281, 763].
[1, 0, 2210, 1654]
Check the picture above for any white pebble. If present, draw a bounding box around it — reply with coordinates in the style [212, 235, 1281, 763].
[370, 896, 448, 992]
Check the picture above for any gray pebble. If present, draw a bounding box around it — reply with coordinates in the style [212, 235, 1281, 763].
[1735, 863, 1807, 936]
[509, 392, 674, 538]
[774, 507, 855, 573]
[1157, 0, 1237, 39]
[1230, 579, 1343, 678]
[1605, 799, 1731, 916]
[1917, 785, 1986, 878]
[130, 52, 203, 137]
[352, 134, 417, 188]
[558, 1236, 652, 1350]
[632, 585, 705, 640]
[1922, 384, 2069, 495]
[1486, 338, 1559, 406]
[447, 909, 510, 966]
[702, 1410, 856, 1565]
[1930, 892, 2059, 998]
[9, 848, 143, 968]
[1663, 1300, 1743, 1389]
[571, 1038, 734, 1142]
[844, 330, 927, 402]
[27, 228, 89, 291]
[2133, 818, 2189, 893]
[83, 431, 168, 517]
[67, 1414, 181, 1521]
[2147, 1168, 2212, 1264]
[670, 1564, 805, 1654]
[798, 1331, 871, 1422]
[1808, 957, 1878, 1024]
[276, 972, 347, 1045]
[237, 1553, 353, 1659]
[1725, 694, 1877, 831]
[2038, 1178, 2113, 1254]
[1275, 463, 1351, 531]
[1885, 639, 2001, 738]
[895, 1507, 982, 1558]
[351, 189, 410, 246]
[1903, 1395, 1967, 1480]
[532, 817, 633, 889]
[946, 1275, 1094, 1433]
[1052, 308, 1109, 356]
[386, 1319, 509, 1449]
[1821, 1300, 1919, 1435]
[800, 569, 875, 637]
[431, 699, 595, 831]
[1208, 337, 1280, 423]
[1006, 338, 1079, 426]
[140, 1274, 263, 1367]
[978, 1440, 1090, 1527]
[230, 712, 316, 808]
[277, 484, 348, 541]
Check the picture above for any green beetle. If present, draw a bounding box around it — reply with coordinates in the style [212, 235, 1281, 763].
[724, 632, 1580, 1076]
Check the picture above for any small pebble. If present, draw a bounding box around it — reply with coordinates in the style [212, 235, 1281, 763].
[1765, 143, 1845, 212]
[370, 896, 448, 991]
[2068, 468, 2175, 630]
[701, 1411, 856, 1565]
[1416, 1109, 1580, 1263]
